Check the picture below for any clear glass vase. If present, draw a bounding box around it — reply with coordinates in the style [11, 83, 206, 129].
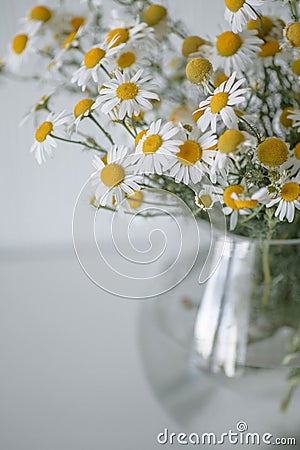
[139, 226, 300, 430]
[190, 234, 300, 384]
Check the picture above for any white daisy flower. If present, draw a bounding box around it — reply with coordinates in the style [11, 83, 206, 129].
[266, 177, 300, 223]
[194, 185, 223, 210]
[94, 69, 159, 120]
[30, 111, 69, 164]
[106, 18, 157, 52]
[19, 5, 52, 34]
[6, 32, 37, 71]
[224, 0, 264, 33]
[133, 119, 183, 175]
[211, 29, 263, 76]
[214, 129, 257, 172]
[115, 46, 150, 74]
[91, 145, 141, 206]
[71, 40, 123, 92]
[69, 98, 97, 133]
[222, 184, 259, 230]
[196, 72, 248, 133]
[168, 129, 217, 185]
[288, 108, 300, 131]
[283, 143, 300, 176]
[19, 90, 55, 127]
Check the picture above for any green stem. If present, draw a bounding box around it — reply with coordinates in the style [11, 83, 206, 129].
[281, 379, 298, 412]
[50, 134, 104, 151]
[238, 116, 261, 142]
[89, 115, 115, 145]
[119, 119, 136, 139]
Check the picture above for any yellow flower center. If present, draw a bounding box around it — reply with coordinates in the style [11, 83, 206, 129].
[176, 140, 202, 166]
[280, 182, 300, 202]
[70, 16, 85, 31]
[192, 108, 205, 123]
[35, 121, 53, 142]
[143, 4, 167, 26]
[186, 57, 212, 85]
[279, 107, 295, 128]
[100, 164, 125, 187]
[218, 129, 245, 154]
[74, 99, 95, 118]
[117, 51, 136, 69]
[135, 129, 148, 147]
[197, 194, 213, 209]
[257, 138, 289, 167]
[225, 0, 245, 12]
[127, 190, 144, 209]
[223, 185, 258, 210]
[259, 40, 280, 58]
[84, 48, 106, 68]
[292, 59, 300, 76]
[142, 134, 163, 154]
[294, 143, 300, 160]
[182, 36, 207, 58]
[210, 92, 229, 113]
[107, 28, 129, 47]
[29, 6, 52, 22]
[116, 82, 139, 100]
[216, 31, 242, 57]
[214, 73, 228, 88]
[61, 31, 77, 49]
[234, 198, 258, 209]
[247, 16, 273, 38]
[12, 34, 28, 54]
[223, 185, 244, 209]
[286, 22, 300, 47]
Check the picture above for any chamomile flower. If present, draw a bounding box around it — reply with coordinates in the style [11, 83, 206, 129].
[19, 91, 55, 127]
[196, 72, 248, 132]
[223, 184, 259, 229]
[257, 137, 289, 168]
[91, 145, 141, 206]
[211, 29, 263, 75]
[224, 0, 263, 33]
[94, 69, 159, 120]
[115, 46, 150, 73]
[71, 98, 97, 132]
[266, 177, 300, 222]
[20, 5, 52, 34]
[284, 143, 300, 176]
[182, 35, 211, 59]
[168, 129, 217, 185]
[71, 40, 122, 91]
[133, 119, 183, 175]
[257, 39, 281, 65]
[30, 111, 69, 164]
[287, 108, 300, 131]
[7, 32, 37, 71]
[214, 129, 256, 171]
[194, 185, 223, 210]
[106, 19, 156, 51]
[185, 57, 213, 89]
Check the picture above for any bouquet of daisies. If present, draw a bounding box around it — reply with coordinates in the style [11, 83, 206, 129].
[2, 0, 300, 240]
